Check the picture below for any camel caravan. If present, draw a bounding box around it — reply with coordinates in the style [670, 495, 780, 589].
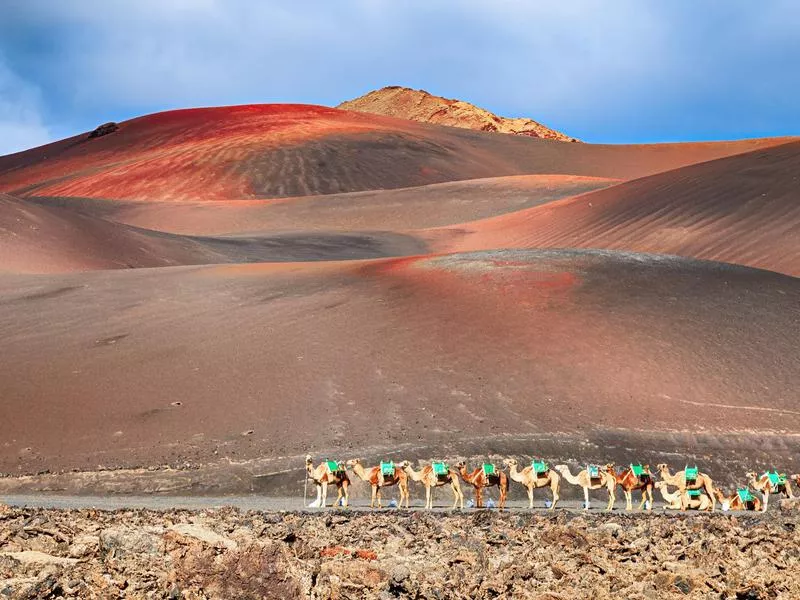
[304, 455, 798, 513]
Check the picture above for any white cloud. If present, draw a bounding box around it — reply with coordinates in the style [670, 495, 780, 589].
[0, 56, 51, 155]
[1, 0, 798, 144]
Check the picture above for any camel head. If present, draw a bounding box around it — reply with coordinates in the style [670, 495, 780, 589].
[400, 460, 412, 468]
[345, 459, 360, 467]
[745, 471, 757, 481]
[553, 464, 568, 472]
[305, 454, 313, 465]
[654, 481, 668, 491]
[455, 461, 466, 469]
[604, 463, 616, 473]
[503, 458, 518, 467]
[656, 463, 669, 474]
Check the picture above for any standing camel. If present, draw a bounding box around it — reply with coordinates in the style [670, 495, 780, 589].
[713, 487, 762, 512]
[305, 455, 350, 508]
[503, 458, 560, 510]
[553, 464, 616, 511]
[605, 464, 654, 511]
[655, 481, 712, 511]
[345, 459, 409, 509]
[656, 464, 716, 511]
[401, 460, 464, 510]
[456, 461, 509, 509]
[746, 471, 794, 512]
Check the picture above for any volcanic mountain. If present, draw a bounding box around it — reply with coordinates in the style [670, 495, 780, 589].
[0, 102, 797, 492]
[338, 86, 578, 141]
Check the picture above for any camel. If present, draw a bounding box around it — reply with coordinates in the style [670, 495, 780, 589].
[503, 458, 560, 510]
[746, 471, 795, 512]
[305, 455, 350, 508]
[713, 487, 762, 512]
[656, 464, 716, 511]
[456, 461, 509, 509]
[345, 459, 410, 509]
[655, 481, 712, 511]
[606, 464, 654, 511]
[401, 460, 464, 509]
[553, 464, 616, 510]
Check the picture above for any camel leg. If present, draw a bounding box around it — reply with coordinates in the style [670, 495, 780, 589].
[550, 482, 559, 510]
[401, 481, 409, 509]
[370, 485, 377, 509]
[425, 485, 432, 510]
[334, 485, 343, 508]
[452, 481, 462, 509]
[762, 491, 769, 513]
[785, 480, 795, 499]
[475, 486, 483, 509]
[342, 481, 349, 508]
[625, 490, 632, 511]
[705, 481, 715, 511]
[607, 485, 615, 511]
[311, 484, 322, 508]
[321, 482, 328, 508]
[527, 485, 534, 510]
[583, 487, 590, 510]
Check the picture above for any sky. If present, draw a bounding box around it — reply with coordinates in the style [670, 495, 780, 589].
[1, 0, 799, 155]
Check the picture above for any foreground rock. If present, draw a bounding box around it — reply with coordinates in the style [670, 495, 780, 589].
[0, 507, 798, 598]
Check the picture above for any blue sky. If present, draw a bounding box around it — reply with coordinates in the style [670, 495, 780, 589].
[1, 0, 798, 155]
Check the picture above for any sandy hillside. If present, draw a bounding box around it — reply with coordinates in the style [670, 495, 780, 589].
[338, 85, 579, 141]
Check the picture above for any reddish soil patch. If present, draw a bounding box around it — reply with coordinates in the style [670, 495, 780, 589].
[0, 104, 790, 202]
[0, 250, 796, 474]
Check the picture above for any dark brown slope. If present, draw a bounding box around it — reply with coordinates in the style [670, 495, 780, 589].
[435, 140, 800, 276]
[0, 104, 791, 202]
[0, 250, 796, 475]
[0, 193, 424, 273]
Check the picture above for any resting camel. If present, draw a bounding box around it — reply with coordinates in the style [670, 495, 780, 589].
[401, 460, 464, 509]
[605, 464, 654, 511]
[713, 488, 762, 512]
[656, 464, 716, 511]
[456, 461, 509, 509]
[553, 464, 616, 511]
[305, 455, 350, 508]
[746, 471, 795, 512]
[503, 458, 560, 510]
[345, 459, 410, 509]
[655, 481, 712, 511]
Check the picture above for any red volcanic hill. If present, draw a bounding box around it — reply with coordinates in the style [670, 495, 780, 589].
[0, 104, 789, 203]
[338, 86, 579, 141]
[433, 140, 800, 276]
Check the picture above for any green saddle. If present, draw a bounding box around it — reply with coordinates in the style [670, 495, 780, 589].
[684, 466, 699, 482]
[763, 471, 786, 486]
[531, 460, 549, 475]
[326, 460, 344, 473]
[432, 462, 449, 477]
[630, 464, 646, 478]
[737, 488, 755, 503]
[686, 489, 703, 498]
[380, 461, 395, 477]
[482, 463, 496, 476]
[587, 465, 601, 479]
